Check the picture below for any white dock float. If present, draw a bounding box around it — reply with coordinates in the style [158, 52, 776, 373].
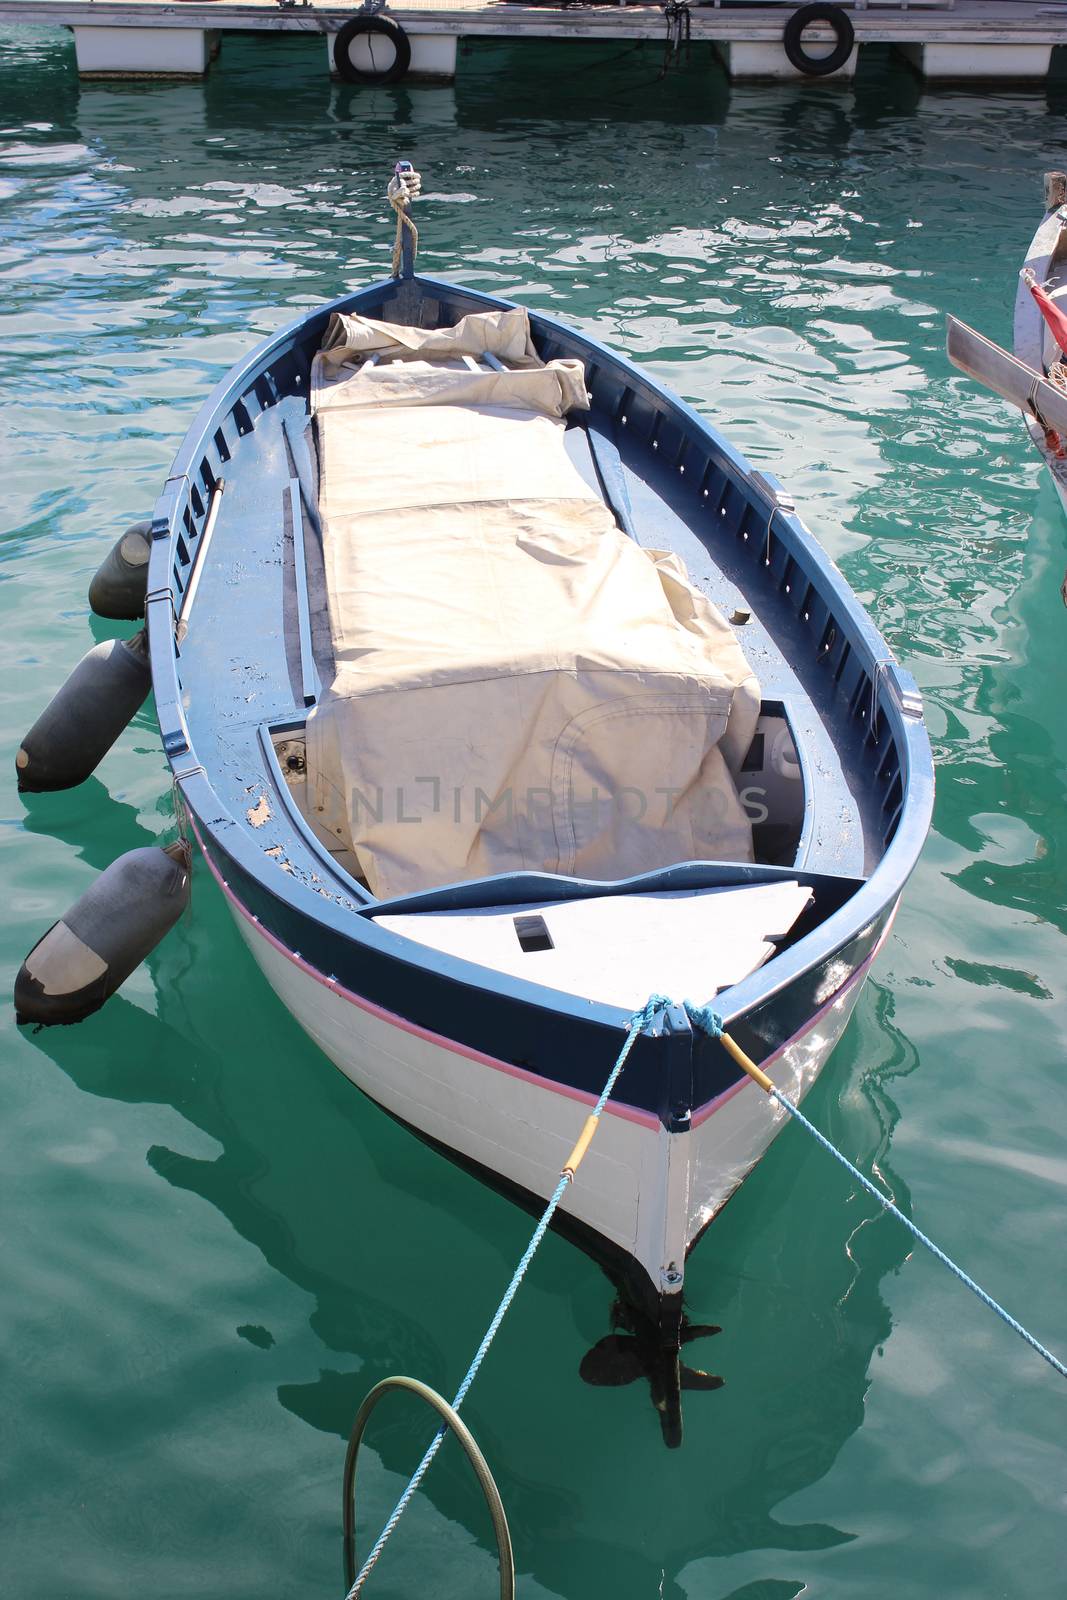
[71, 23, 216, 77]
[717, 38, 859, 82]
[324, 28, 458, 80]
[2, 0, 1065, 86]
[895, 40, 1054, 80]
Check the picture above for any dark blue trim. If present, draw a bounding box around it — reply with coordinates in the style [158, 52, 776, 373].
[365, 859, 860, 917]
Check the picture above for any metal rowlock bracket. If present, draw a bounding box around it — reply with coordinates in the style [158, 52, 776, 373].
[751, 471, 796, 564]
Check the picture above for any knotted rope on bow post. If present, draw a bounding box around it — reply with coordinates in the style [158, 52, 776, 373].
[387, 161, 420, 277]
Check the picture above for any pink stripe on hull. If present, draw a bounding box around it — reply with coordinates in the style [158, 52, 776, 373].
[186, 815, 892, 1134]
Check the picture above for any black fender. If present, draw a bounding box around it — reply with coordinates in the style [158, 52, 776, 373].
[333, 16, 412, 86]
[782, 4, 855, 77]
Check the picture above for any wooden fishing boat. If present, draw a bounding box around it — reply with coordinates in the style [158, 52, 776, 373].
[945, 171, 1067, 608]
[1014, 171, 1067, 520]
[145, 167, 932, 1389]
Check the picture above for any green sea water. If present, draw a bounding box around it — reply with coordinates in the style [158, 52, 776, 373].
[2, 27, 1066, 1599]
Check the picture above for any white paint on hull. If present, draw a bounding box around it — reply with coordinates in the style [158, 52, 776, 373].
[235, 911, 664, 1278]
[233, 906, 873, 1304]
[688, 974, 864, 1239]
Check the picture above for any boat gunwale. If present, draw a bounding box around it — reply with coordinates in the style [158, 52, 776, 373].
[147, 272, 934, 1036]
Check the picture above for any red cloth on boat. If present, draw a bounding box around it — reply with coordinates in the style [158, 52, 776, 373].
[1028, 279, 1067, 358]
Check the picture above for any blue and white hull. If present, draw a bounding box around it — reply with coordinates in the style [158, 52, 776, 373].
[147, 262, 932, 1362]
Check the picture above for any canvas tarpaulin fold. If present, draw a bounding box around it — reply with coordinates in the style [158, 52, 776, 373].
[316, 306, 542, 369]
[312, 307, 587, 418]
[305, 308, 760, 898]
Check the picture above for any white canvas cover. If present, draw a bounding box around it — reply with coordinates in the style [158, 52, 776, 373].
[305, 309, 760, 898]
[316, 306, 543, 369]
[312, 307, 587, 418]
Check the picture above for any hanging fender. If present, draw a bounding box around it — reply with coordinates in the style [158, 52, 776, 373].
[14, 841, 192, 1027]
[782, 4, 855, 77]
[333, 16, 413, 86]
[89, 520, 152, 620]
[15, 628, 151, 793]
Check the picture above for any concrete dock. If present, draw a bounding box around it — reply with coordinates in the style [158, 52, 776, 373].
[1, 0, 1065, 85]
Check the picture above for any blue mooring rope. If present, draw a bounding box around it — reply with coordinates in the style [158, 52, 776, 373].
[347, 989, 1065, 1594]
[680, 1000, 1067, 1384]
[345, 993, 674, 1597]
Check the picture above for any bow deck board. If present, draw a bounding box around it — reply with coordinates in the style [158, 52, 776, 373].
[376, 880, 814, 1010]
